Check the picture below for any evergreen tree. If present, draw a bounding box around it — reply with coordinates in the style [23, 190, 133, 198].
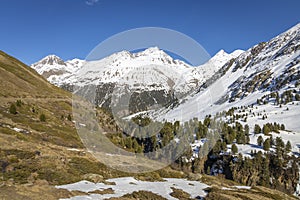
[263, 138, 270, 151]
[244, 124, 250, 144]
[260, 156, 270, 187]
[296, 93, 300, 101]
[275, 137, 285, 157]
[254, 124, 261, 134]
[269, 135, 275, 146]
[232, 144, 238, 155]
[263, 124, 271, 135]
[257, 136, 264, 146]
[285, 141, 292, 154]
[244, 124, 249, 135]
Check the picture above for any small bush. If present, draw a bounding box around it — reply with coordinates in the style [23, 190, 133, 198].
[39, 114, 46, 122]
[9, 103, 17, 114]
[16, 100, 22, 107]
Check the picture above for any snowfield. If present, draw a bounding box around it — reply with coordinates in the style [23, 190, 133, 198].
[56, 177, 209, 200]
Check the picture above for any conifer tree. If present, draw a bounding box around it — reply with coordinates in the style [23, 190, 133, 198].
[263, 138, 270, 151]
[263, 124, 271, 135]
[254, 124, 261, 134]
[232, 144, 238, 155]
[285, 141, 292, 154]
[257, 136, 264, 146]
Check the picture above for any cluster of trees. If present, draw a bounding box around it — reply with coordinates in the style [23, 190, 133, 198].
[257, 89, 300, 106]
[256, 135, 291, 153]
[220, 122, 250, 145]
[230, 151, 298, 193]
[254, 123, 285, 135]
[102, 111, 299, 194]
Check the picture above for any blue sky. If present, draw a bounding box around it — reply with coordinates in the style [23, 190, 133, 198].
[0, 0, 299, 65]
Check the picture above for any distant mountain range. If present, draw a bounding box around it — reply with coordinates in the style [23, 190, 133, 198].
[31, 47, 243, 88]
[31, 47, 244, 113]
[30, 23, 300, 125]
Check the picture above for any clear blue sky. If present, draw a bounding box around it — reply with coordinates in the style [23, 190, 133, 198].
[0, 0, 299, 65]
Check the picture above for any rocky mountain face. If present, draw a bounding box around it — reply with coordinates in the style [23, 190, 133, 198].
[31, 47, 243, 114]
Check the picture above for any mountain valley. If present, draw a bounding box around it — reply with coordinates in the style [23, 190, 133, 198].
[0, 23, 300, 199]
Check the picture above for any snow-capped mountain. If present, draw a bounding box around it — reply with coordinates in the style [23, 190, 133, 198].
[206, 49, 244, 69]
[31, 47, 243, 113]
[157, 23, 300, 123]
[32, 47, 242, 89]
[31, 55, 85, 86]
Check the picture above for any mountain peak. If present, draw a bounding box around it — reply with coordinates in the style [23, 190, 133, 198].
[204, 49, 243, 70]
[230, 49, 245, 58]
[215, 49, 228, 56]
[133, 47, 172, 59]
[34, 54, 66, 66]
[142, 46, 161, 53]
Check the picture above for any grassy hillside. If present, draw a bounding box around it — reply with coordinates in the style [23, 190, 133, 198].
[0, 50, 70, 98]
[0, 50, 129, 198]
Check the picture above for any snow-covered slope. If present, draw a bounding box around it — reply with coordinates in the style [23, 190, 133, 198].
[157, 23, 300, 123]
[206, 49, 244, 70]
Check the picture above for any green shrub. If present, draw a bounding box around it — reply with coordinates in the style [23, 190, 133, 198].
[39, 114, 46, 122]
[9, 103, 17, 114]
[16, 100, 22, 107]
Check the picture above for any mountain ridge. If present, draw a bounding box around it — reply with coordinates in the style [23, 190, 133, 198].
[156, 22, 300, 123]
[30, 46, 244, 114]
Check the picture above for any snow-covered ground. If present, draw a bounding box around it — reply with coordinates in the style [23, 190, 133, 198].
[56, 177, 209, 200]
[238, 101, 300, 132]
[187, 100, 300, 158]
[227, 101, 300, 157]
[228, 129, 300, 158]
